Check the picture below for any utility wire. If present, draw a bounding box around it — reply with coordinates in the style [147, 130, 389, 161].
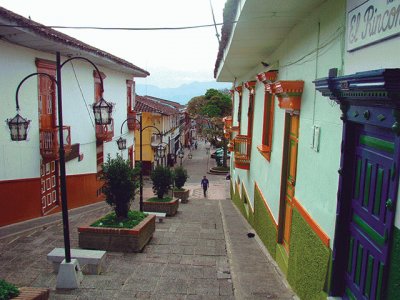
[0, 22, 231, 31]
[209, 0, 221, 43]
[70, 61, 96, 129]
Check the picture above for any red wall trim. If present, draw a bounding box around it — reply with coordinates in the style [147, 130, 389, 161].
[0, 173, 103, 227]
[0, 178, 41, 227]
[255, 182, 278, 228]
[293, 197, 330, 248]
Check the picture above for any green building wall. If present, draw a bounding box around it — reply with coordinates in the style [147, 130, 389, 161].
[230, 180, 332, 299]
[287, 208, 331, 300]
[387, 226, 400, 299]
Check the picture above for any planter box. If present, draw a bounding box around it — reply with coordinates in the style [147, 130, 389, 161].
[13, 287, 49, 300]
[173, 189, 189, 203]
[143, 197, 179, 216]
[77, 214, 155, 252]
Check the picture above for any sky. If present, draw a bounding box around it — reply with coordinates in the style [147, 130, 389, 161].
[0, 0, 227, 88]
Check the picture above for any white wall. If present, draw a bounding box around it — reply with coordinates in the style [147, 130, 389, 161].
[229, 0, 346, 242]
[0, 40, 136, 180]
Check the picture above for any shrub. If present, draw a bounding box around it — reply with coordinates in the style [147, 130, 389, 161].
[173, 166, 189, 189]
[150, 166, 173, 199]
[0, 279, 19, 300]
[102, 154, 139, 220]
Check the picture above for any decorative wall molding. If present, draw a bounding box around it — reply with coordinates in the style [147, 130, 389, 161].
[274, 80, 304, 112]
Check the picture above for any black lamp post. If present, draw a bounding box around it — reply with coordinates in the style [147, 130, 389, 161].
[116, 114, 163, 211]
[6, 52, 113, 268]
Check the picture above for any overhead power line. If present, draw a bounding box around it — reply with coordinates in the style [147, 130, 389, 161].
[0, 22, 233, 31]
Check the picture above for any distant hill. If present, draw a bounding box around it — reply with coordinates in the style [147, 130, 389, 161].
[136, 81, 231, 105]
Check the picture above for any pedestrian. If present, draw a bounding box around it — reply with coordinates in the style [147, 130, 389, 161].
[195, 141, 198, 149]
[201, 175, 209, 197]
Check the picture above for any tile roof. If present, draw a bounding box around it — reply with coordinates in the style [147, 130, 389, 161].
[145, 96, 185, 110]
[135, 95, 180, 115]
[0, 6, 149, 76]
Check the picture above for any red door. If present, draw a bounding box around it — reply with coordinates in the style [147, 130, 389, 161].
[37, 59, 59, 214]
[40, 160, 59, 214]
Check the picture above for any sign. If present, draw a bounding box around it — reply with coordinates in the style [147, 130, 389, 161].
[347, 0, 400, 51]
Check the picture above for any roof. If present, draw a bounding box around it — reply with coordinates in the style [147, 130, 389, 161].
[214, 0, 326, 81]
[135, 95, 180, 115]
[0, 6, 149, 77]
[145, 96, 185, 110]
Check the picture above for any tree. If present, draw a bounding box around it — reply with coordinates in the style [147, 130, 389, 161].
[187, 89, 232, 168]
[102, 154, 139, 220]
[150, 166, 173, 199]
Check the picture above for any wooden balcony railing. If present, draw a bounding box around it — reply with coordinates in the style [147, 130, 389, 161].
[233, 134, 251, 170]
[127, 111, 137, 130]
[40, 126, 71, 160]
[223, 116, 232, 130]
[96, 118, 114, 142]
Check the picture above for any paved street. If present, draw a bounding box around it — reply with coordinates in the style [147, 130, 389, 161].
[0, 140, 297, 299]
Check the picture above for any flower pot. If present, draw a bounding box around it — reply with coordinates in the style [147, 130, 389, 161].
[173, 189, 189, 203]
[77, 214, 155, 252]
[143, 197, 179, 216]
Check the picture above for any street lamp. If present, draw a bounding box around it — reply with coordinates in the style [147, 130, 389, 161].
[156, 143, 167, 162]
[6, 52, 113, 289]
[116, 115, 162, 212]
[178, 149, 184, 166]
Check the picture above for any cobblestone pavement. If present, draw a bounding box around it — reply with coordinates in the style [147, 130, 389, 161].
[0, 140, 297, 299]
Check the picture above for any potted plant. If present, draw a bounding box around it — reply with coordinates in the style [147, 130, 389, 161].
[78, 154, 156, 252]
[143, 165, 179, 216]
[173, 166, 190, 203]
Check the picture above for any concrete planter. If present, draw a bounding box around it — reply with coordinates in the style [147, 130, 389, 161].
[12, 287, 49, 300]
[173, 189, 189, 203]
[77, 214, 155, 253]
[143, 197, 179, 216]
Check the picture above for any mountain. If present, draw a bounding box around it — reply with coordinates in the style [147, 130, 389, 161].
[135, 81, 231, 105]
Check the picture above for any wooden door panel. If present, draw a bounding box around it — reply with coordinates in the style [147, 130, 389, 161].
[40, 160, 59, 214]
[344, 126, 395, 300]
[281, 114, 299, 253]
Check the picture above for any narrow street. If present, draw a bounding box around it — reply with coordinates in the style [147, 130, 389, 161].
[0, 140, 296, 299]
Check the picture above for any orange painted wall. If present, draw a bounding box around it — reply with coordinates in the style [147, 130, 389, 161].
[0, 173, 103, 227]
[66, 173, 104, 209]
[0, 178, 41, 227]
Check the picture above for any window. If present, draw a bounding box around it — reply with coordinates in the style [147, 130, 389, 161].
[36, 59, 56, 129]
[234, 85, 243, 131]
[258, 90, 274, 161]
[245, 81, 256, 137]
[126, 80, 135, 112]
[256, 71, 278, 161]
[93, 70, 106, 102]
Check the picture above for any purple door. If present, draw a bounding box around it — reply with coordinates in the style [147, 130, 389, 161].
[344, 124, 397, 300]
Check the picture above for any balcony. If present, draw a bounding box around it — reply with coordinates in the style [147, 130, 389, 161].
[40, 126, 71, 161]
[127, 111, 137, 130]
[223, 116, 232, 131]
[96, 118, 114, 142]
[233, 135, 251, 170]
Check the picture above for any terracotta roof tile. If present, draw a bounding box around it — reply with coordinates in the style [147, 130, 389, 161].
[135, 95, 180, 115]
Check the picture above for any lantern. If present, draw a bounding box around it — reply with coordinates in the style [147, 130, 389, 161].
[6, 113, 31, 141]
[116, 137, 127, 150]
[93, 98, 113, 125]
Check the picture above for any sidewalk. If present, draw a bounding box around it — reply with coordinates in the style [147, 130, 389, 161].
[0, 140, 297, 299]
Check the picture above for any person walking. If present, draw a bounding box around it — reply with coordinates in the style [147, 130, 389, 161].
[201, 175, 209, 197]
